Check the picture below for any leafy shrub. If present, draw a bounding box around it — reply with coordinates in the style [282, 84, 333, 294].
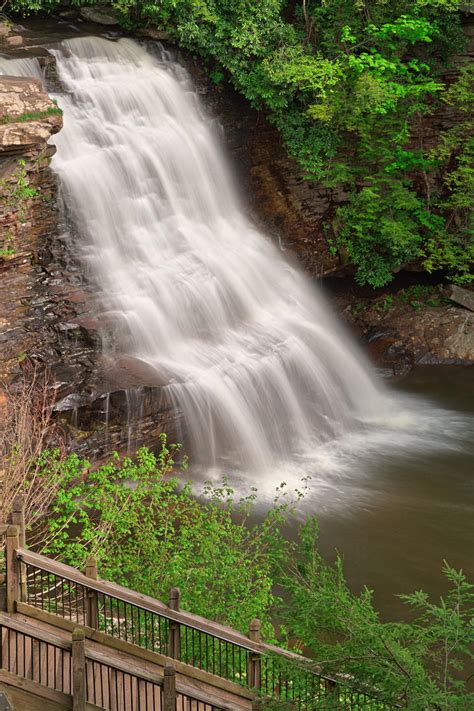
[4, 0, 471, 286]
[29, 443, 474, 708]
[41, 437, 294, 636]
[277, 518, 474, 710]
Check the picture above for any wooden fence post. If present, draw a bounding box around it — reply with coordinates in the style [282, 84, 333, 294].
[84, 556, 98, 629]
[163, 664, 177, 711]
[248, 619, 262, 690]
[72, 627, 86, 711]
[11, 497, 26, 602]
[11, 497, 25, 548]
[6, 525, 19, 613]
[325, 678, 338, 694]
[168, 587, 180, 659]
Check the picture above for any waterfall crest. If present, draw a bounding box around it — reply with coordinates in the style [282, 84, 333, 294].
[0, 56, 43, 80]
[38, 36, 388, 470]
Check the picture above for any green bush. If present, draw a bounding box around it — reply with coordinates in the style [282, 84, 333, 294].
[277, 518, 474, 710]
[5, 0, 472, 286]
[31, 445, 473, 707]
[40, 437, 293, 637]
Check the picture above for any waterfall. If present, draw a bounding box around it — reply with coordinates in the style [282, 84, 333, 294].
[46, 36, 391, 471]
[0, 56, 44, 80]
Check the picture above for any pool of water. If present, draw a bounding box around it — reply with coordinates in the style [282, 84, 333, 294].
[193, 365, 473, 620]
[307, 366, 473, 619]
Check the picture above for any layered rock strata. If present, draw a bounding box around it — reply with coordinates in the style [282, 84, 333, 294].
[0, 75, 62, 379]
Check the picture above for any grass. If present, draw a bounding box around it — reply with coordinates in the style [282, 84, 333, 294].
[0, 106, 62, 125]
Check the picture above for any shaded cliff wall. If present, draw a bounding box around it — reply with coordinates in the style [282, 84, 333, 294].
[0, 60, 182, 458]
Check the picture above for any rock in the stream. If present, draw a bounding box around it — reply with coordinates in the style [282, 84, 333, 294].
[6, 35, 23, 46]
[367, 306, 474, 367]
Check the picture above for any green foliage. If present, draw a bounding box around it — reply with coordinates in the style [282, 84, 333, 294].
[4, 0, 471, 286]
[31, 445, 474, 707]
[333, 180, 428, 287]
[374, 294, 394, 314]
[277, 518, 474, 710]
[5, 0, 59, 12]
[40, 437, 293, 637]
[399, 284, 445, 309]
[0, 233, 15, 258]
[425, 64, 474, 284]
[131, 0, 469, 287]
[4, 0, 93, 13]
[0, 159, 38, 224]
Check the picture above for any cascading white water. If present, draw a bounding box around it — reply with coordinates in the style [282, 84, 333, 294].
[0, 56, 43, 80]
[46, 36, 391, 471]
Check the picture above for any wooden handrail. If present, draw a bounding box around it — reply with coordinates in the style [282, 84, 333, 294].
[16, 546, 308, 663]
[0, 610, 71, 650]
[9, 548, 394, 707]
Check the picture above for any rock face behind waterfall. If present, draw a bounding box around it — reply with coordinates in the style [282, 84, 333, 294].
[0, 50, 184, 460]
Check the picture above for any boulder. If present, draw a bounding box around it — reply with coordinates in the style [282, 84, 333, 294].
[79, 6, 119, 25]
[371, 306, 474, 366]
[445, 284, 474, 312]
[6, 35, 23, 46]
[138, 28, 171, 41]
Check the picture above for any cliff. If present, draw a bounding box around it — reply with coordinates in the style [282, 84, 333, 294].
[0, 74, 62, 380]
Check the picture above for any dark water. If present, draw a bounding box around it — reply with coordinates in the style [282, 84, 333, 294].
[314, 366, 473, 619]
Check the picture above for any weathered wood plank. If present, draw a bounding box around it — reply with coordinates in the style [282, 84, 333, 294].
[0, 610, 71, 649]
[72, 628, 86, 711]
[1, 611, 252, 711]
[16, 603, 255, 701]
[6, 528, 19, 613]
[0, 667, 73, 707]
[163, 664, 176, 711]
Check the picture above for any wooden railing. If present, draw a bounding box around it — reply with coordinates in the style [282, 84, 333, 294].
[0, 613, 226, 710]
[2, 514, 394, 710]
